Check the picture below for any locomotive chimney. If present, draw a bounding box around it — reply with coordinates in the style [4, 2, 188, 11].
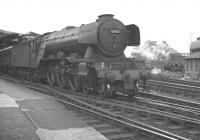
[97, 14, 114, 21]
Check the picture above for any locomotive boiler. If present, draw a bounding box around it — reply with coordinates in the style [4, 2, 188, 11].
[0, 14, 148, 97]
[42, 14, 139, 58]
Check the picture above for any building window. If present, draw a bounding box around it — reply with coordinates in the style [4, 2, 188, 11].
[190, 60, 193, 71]
[186, 60, 189, 71]
[198, 60, 200, 72]
[195, 60, 198, 71]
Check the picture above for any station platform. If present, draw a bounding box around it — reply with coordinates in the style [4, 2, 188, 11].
[0, 79, 108, 140]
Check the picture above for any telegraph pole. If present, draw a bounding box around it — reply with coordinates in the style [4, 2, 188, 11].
[189, 33, 194, 53]
[189, 33, 194, 42]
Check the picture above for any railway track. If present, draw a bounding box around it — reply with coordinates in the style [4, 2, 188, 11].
[20, 86, 200, 140]
[137, 90, 200, 109]
[146, 76, 200, 100]
[0, 75, 199, 140]
[147, 80, 200, 97]
[151, 75, 200, 87]
[135, 96, 200, 120]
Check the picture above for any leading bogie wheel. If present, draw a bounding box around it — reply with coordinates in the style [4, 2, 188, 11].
[98, 82, 112, 99]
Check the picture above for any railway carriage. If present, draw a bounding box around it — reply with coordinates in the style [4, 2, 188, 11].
[0, 14, 149, 97]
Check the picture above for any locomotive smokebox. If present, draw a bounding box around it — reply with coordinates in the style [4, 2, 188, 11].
[96, 14, 127, 56]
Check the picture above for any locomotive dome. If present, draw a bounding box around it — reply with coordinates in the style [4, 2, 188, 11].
[96, 14, 127, 56]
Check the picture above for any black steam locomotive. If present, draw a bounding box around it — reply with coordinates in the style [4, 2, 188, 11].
[0, 14, 149, 97]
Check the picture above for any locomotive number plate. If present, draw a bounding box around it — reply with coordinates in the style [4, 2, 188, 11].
[110, 30, 120, 34]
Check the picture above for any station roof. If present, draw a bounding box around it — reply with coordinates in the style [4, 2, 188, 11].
[190, 40, 200, 50]
[0, 30, 41, 50]
[0, 29, 20, 45]
[0, 29, 18, 39]
[185, 52, 200, 59]
[0, 30, 20, 49]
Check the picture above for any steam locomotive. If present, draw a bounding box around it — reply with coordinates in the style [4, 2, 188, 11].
[0, 14, 149, 97]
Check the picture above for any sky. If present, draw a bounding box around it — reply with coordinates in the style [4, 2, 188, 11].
[0, 0, 200, 53]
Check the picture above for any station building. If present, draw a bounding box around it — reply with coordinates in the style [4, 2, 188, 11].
[185, 38, 200, 79]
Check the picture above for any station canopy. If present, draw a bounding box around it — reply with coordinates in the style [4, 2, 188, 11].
[0, 29, 16, 38]
[0, 29, 20, 49]
[0, 29, 40, 49]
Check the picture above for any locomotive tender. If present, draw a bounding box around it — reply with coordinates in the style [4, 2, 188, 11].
[0, 14, 148, 97]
